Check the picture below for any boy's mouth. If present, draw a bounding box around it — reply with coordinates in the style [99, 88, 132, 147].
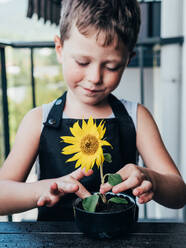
[83, 87, 104, 94]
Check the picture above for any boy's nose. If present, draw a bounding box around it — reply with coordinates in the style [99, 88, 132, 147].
[86, 65, 102, 84]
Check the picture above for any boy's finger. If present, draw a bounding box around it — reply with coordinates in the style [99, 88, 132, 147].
[50, 182, 60, 195]
[99, 182, 112, 194]
[70, 168, 93, 181]
[58, 182, 79, 194]
[133, 180, 152, 196]
[37, 198, 44, 207]
[112, 175, 143, 194]
[37, 196, 50, 207]
[75, 184, 91, 199]
[138, 191, 154, 204]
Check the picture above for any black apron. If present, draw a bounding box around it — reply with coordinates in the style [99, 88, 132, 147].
[37, 92, 138, 221]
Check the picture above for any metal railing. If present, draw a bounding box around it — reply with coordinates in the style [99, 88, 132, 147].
[0, 36, 184, 221]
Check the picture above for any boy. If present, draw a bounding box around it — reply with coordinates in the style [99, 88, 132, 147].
[0, 0, 185, 221]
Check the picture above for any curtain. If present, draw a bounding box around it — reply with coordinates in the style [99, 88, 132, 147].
[27, 0, 62, 25]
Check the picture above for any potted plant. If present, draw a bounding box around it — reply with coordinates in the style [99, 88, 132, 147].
[61, 117, 138, 238]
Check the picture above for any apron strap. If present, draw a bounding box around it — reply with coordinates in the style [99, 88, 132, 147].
[108, 93, 132, 119]
[44, 92, 67, 128]
[109, 93, 137, 172]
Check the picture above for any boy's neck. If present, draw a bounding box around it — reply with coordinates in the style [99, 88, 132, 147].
[64, 91, 112, 119]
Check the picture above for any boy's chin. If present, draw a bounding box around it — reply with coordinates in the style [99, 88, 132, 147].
[80, 95, 108, 106]
[80, 96, 101, 105]
[68, 89, 109, 105]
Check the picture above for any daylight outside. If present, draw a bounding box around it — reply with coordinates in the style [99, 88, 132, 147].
[0, 0, 186, 222]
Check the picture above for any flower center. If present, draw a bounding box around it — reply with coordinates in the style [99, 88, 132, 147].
[80, 134, 99, 155]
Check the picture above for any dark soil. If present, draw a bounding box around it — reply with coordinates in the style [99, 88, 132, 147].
[96, 194, 134, 212]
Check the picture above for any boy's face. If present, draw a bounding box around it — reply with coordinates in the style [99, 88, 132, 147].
[55, 25, 130, 106]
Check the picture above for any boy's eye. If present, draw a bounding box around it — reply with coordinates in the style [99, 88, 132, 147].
[106, 65, 122, 71]
[76, 60, 89, 66]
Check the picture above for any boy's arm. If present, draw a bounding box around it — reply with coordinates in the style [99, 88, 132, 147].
[0, 107, 42, 182]
[100, 104, 186, 208]
[0, 108, 91, 215]
[136, 104, 186, 208]
[0, 168, 92, 215]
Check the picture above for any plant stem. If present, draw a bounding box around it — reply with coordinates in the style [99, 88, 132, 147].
[100, 163, 104, 185]
[103, 173, 110, 182]
[100, 163, 107, 203]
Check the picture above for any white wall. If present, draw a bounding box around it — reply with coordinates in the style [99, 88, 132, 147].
[158, 0, 183, 167]
[114, 67, 154, 113]
[181, 0, 186, 183]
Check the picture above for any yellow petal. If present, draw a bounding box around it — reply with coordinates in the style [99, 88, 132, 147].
[101, 140, 112, 148]
[90, 159, 96, 169]
[81, 155, 94, 172]
[70, 121, 82, 137]
[87, 116, 94, 128]
[75, 159, 82, 168]
[97, 123, 106, 139]
[98, 121, 106, 138]
[66, 152, 81, 162]
[82, 119, 87, 130]
[96, 148, 104, 167]
[62, 144, 80, 155]
[97, 119, 104, 127]
[60, 136, 77, 144]
[87, 122, 100, 138]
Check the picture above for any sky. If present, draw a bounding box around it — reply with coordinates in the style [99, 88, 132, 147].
[0, 0, 58, 41]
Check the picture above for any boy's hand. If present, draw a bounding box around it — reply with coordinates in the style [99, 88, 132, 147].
[99, 164, 154, 204]
[37, 168, 93, 207]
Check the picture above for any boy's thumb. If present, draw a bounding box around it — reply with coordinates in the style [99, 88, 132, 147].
[70, 167, 93, 180]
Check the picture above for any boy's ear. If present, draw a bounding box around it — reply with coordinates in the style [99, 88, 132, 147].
[54, 35, 63, 63]
[127, 51, 136, 65]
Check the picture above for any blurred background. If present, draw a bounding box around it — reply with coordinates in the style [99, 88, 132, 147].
[0, 0, 186, 222]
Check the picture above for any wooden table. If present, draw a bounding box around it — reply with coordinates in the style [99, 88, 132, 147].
[0, 221, 185, 248]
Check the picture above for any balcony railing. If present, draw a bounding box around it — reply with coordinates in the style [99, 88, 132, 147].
[0, 36, 184, 222]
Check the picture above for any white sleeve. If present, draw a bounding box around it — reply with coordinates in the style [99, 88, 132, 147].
[120, 99, 138, 130]
[41, 100, 56, 131]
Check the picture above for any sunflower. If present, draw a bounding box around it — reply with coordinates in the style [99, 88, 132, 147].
[61, 116, 112, 172]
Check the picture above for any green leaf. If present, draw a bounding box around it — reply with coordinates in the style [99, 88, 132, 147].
[108, 173, 123, 186]
[103, 153, 112, 163]
[82, 194, 99, 212]
[108, 197, 128, 204]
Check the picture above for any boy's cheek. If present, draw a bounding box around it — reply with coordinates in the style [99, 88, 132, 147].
[63, 67, 84, 86]
[104, 73, 122, 89]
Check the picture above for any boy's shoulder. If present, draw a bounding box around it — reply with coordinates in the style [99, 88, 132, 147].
[26, 106, 43, 120]
[17, 106, 43, 138]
